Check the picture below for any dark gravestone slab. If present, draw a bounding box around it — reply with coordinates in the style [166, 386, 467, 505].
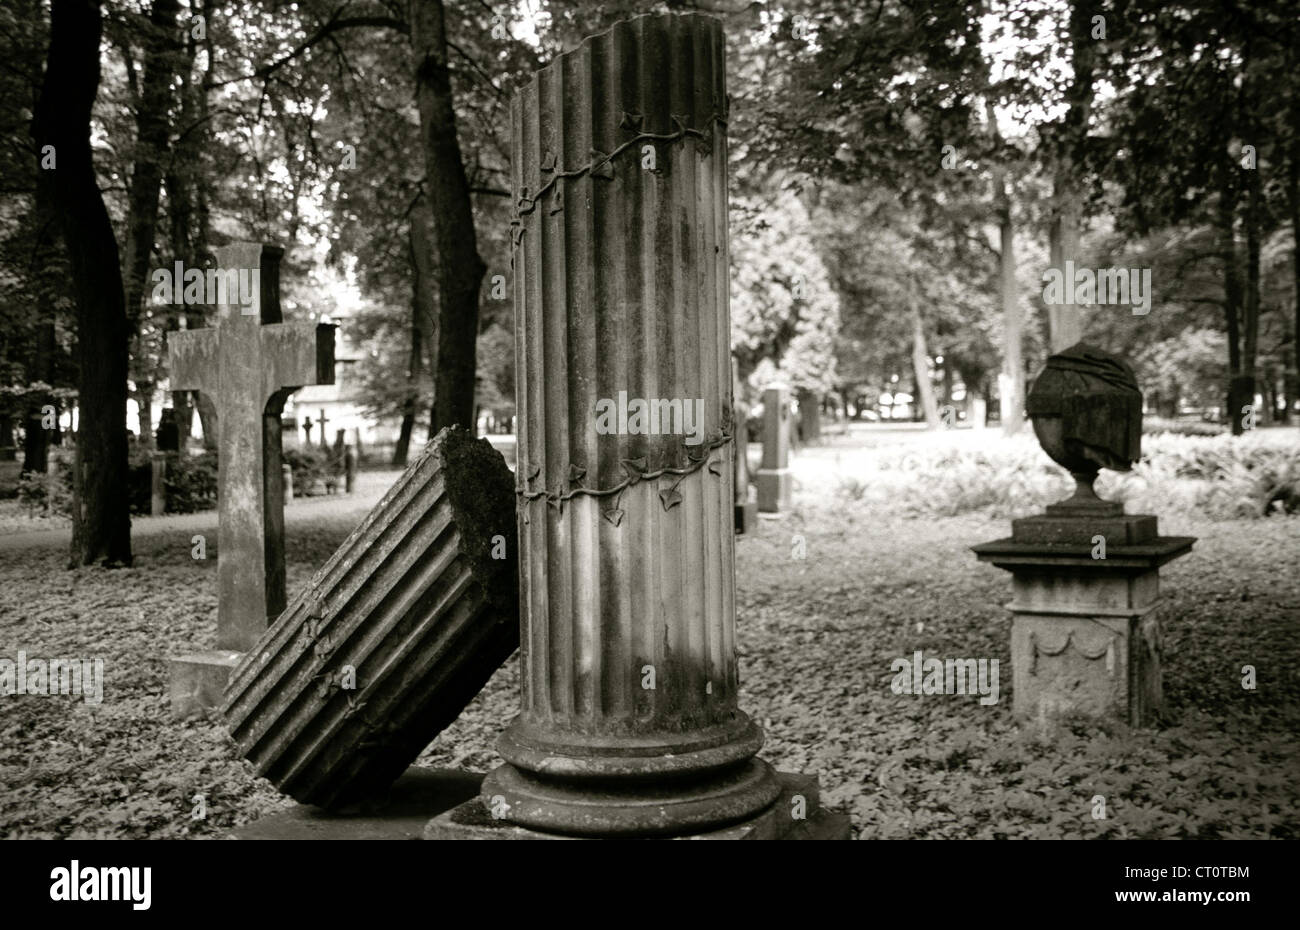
[224, 428, 518, 809]
[155, 408, 180, 452]
[167, 242, 335, 714]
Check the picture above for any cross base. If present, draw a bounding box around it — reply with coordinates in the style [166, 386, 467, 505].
[169, 649, 242, 718]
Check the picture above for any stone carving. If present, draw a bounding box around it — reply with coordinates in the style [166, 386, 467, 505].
[1025, 342, 1142, 512]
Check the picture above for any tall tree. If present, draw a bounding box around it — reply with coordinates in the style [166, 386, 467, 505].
[32, 0, 131, 566]
[410, 0, 485, 435]
[120, 0, 182, 448]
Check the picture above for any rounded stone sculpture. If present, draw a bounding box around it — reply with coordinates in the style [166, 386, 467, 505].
[1025, 342, 1143, 511]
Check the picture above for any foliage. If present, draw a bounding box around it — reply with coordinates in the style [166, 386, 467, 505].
[15, 448, 72, 516]
[282, 444, 334, 496]
[3, 492, 1295, 839]
[731, 189, 841, 395]
[160, 451, 217, 515]
[850, 430, 1300, 519]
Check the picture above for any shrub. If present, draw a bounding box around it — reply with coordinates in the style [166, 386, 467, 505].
[1143, 416, 1224, 437]
[283, 445, 332, 496]
[845, 431, 1300, 520]
[15, 449, 73, 516]
[164, 451, 218, 513]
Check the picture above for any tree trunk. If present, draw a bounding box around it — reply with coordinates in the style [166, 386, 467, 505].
[796, 388, 822, 443]
[1045, 0, 1094, 353]
[409, 198, 439, 431]
[1286, 50, 1300, 426]
[22, 321, 57, 475]
[1216, 160, 1247, 435]
[409, 0, 486, 435]
[910, 293, 941, 429]
[122, 0, 180, 435]
[23, 174, 61, 475]
[1241, 79, 1262, 432]
[33, 0, 132, 567]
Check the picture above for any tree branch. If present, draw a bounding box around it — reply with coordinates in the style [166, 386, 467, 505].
[211, 13, 408, 87]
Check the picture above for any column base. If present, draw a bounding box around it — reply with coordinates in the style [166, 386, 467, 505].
[756, 469, 792, 512]
[426, 770, 849, 840]
[169, 649, 242, 717]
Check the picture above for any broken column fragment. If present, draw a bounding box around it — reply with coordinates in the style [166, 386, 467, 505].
[223, 427, 518, 808]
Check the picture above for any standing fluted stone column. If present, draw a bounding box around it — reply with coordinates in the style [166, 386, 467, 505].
[481, 11, 781, 836]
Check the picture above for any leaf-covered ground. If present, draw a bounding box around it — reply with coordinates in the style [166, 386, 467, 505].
[1, 467, 1297, 839]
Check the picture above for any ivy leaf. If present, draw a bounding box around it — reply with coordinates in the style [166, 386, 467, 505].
[659, 487, 682, 510]
[621, 457, 648, 479]
[603, 508, 624, 526]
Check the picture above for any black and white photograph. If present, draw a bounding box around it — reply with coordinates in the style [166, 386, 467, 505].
[0, 0, 1295, 908]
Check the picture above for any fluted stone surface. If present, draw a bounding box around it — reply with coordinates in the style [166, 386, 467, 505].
[224, 428, 518, 808]
[484, 11, 779, 836]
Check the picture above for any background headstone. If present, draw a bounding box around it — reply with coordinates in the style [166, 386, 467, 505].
[155, 408, 180, 452]
[733, 360, 757, 534]
[149, 451, 166, 516]
[756, 384, 792, 512]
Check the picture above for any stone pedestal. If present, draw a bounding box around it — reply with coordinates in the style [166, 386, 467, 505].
[973, 512, 1193, 727]
[756, 384, 792, 513]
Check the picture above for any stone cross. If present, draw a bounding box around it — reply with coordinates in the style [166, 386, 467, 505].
[317, 409, 329, 449]
[756, 383, 792, 512]
[448, 12, 848, 840]
[168, 243, 335, 659]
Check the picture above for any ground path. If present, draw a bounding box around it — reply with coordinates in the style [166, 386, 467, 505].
[0, 469, 401, 551]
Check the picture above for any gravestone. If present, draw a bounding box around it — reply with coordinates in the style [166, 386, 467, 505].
[756, 384, 792, 513]
[303, 416, 314, 444]
[973, 344, 1195, 726]
[0, 416, 14, 462]
[343, 444, 357, 494]
[166, 242, 335, 715]
[428, 11, 846, 839]
[149, 452, 166, 516]
[224, 428, 518, 808]
[318, 409, 330, 449]
[733, 360, 757, 534]
[282, 463, 293, 501]
[155, 408, 180, 452]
